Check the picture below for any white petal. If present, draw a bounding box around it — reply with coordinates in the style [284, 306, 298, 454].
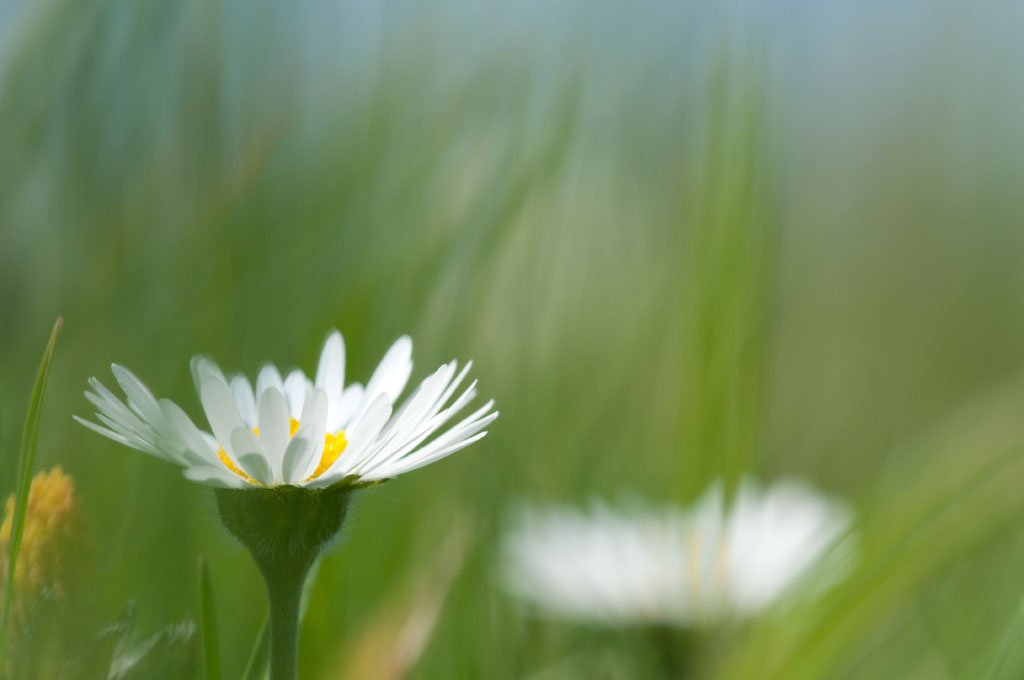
[200, 378, 246, 459]
[283, 370, 310, 419]
[362, 336, 413, 407]
[367, 407, 497, 479]
[231, 428, 273, 485]
[80, 374, 198, 466]
[281, 435, 313, 485]
[295, 389, 328, 480]
[256, 364, 284, 397]
[330, 384, 364, 431]
[85, 377, 137, 424]
[257, 388, 291, 482]
[238, 454, 272, 486]
[365, 429, 490, 480]
[191, 356, 227, 395]
[381, 362, 453, 442]
[317, 394, 392, 483]
[369, 400, 496, 474]
[231, 376, 258, 427]
[74, 415, 132, 446]
[388, 368, 475, 459]
[434, 360, 473, 412]
[83, 387, 146, 439]
[111, 364, 162, 424]
[183, 464, 248, 488]
[94, 413, 160, 455]
[315, 330, 345, 398]
[359, 381, 483, 473]
[159, 399, 217, 466]
[201, 432, 219, 452]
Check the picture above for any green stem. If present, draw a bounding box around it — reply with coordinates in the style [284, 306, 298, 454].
[260, 555, 311, 680]
[647, 626, 695, 680]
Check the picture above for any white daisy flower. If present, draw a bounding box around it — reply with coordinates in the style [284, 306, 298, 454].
[502, 479, 851, 628]
[76, 331, 497, 489]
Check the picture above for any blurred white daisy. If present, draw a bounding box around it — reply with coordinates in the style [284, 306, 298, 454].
[502, 479, 851, 628]
[76, 331, 497, 489]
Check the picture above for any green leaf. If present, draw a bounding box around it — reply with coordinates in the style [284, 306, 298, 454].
[0, 317, 62, 666]
[199, 557, 221, 680]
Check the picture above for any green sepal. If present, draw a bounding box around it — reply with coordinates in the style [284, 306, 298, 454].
[215, 484, 354, 572]
[335, 474, 389, 491]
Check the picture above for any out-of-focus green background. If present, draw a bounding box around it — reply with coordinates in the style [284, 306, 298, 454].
[3, 0, 1024, 677]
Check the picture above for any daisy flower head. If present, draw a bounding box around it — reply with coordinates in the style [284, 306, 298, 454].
[76, 331, 497, 490]
[502, 479, 851, 629]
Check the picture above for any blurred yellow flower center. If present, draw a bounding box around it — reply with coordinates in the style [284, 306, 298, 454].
[217, 418, 348, 485]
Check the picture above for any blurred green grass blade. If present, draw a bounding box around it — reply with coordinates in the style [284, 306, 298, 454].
[0, 317, 62, 665]
[199, 557, 221, 680]
[299, 559, 321, 628]
[678, 48, 774, 501]
[241, 617, 269, 680]
[242, 558, 321, 680]
[981, 595, 1024, 680]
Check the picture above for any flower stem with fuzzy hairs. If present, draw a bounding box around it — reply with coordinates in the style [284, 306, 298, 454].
[216, 485, 353, 680]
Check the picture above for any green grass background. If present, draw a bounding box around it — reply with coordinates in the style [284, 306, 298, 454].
[3, 0, 1024, 677]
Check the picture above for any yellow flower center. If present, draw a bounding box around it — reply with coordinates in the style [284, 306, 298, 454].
[217, 418, 348, 485]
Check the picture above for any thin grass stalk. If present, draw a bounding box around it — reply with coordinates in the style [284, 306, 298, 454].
[0, 317, 62, 670]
